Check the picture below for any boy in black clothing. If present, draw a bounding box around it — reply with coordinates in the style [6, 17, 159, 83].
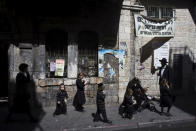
[92, 83, 112, 124]
[53, 83, 68, 116]
[119, 88, 136, 119]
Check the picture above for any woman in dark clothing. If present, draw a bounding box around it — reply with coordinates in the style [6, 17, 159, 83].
[92, 83, 112, 123]
[53, 83, 68, 116]
[73, 73, 86, 111]
[128, 77, 145, 111]
[122, 88, 136, 119]
[160, 79, 173, 116]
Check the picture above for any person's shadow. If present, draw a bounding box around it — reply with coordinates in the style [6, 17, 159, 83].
[0, 79, 45, 131]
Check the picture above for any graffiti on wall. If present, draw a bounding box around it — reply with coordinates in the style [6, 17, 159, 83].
[120, 42, 128, 57]
[98, 49, 125, 78]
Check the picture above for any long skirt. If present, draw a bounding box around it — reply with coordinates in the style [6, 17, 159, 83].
[160, 95, 172, 107]
[73, 91, 86, 108]
[54, 101, 67, 115]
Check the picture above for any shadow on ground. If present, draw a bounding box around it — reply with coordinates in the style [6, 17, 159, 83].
[173, 94, 196, 117]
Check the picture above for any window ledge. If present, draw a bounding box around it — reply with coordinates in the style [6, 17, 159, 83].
[38, 77, 103, 87]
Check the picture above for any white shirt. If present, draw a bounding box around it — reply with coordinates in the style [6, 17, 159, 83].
[160, 65, 167, 78]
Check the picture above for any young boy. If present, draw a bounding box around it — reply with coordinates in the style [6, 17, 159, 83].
[122, 88, 136, 119]
[53, 83, 68, 116]
[92, 83, 112, 123]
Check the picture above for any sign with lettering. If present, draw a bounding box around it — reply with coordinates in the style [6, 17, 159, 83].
[55, 59, 65, 76]
[134, 14, 174, 37]
[154, 42, 169, 68]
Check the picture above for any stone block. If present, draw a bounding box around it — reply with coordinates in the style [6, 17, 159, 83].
[89, 77, 103, 84]
[64, 78, 76, 85]
[65, 86, 73, 92]
[38, 79, 46, 87]
[36, 87, 44, 93]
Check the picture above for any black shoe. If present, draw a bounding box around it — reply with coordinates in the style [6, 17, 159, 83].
[92, 113, 96, 118]
[93, 119, 99, 122]
[127, 115, 133, 119]
[103, 120, 112, 124]
[30, 118, 39, 123]
[166, 112, 172, 117]
[160, 112, 164, 116]
[77, 109, 84, 112]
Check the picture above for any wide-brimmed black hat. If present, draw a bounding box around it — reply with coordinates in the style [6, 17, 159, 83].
[159, 58, 168, 63]
[19, 63, 28, 72]
[98, 83, 103, 88]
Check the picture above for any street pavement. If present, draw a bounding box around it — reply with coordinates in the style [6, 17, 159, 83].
[0, 99, 196, 131]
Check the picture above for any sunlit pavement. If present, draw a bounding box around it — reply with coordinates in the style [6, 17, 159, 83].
[0, 99, 196, 131]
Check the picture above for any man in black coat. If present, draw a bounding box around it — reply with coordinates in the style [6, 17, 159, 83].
[158, 58, 172, 86]
[92, 83, 112, 123]
[7, 63, 36, 122]
[158, 58, 175, 100]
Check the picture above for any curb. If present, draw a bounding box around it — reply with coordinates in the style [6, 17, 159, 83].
[64, 117, 196, 131]
[138, 117, 196, 129]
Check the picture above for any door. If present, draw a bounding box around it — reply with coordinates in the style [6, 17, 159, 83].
[0, 44, 8, 98]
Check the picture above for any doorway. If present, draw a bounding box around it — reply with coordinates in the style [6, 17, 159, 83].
[0, 43, 8, 98]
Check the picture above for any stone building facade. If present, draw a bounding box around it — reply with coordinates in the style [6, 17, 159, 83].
[0, 0, 196, 106]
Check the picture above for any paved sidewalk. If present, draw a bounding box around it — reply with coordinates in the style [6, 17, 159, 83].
[0, 101, 195, 131]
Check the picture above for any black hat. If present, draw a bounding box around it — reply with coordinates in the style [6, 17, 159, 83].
[159, 58, 168, 63]
[98, 83, 103, 88]
[19, 63, 28, 72]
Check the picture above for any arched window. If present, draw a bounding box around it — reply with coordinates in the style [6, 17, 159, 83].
[78, 31, 98, 77]
[45, 29, 68, 78]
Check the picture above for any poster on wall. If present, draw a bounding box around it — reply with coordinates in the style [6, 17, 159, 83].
[134, 14, 174, 37]
[55, 59, 65, 76]
[50, 61, 56, 72]
[154, 42, 169, 68]
[98, 49, 125, 77]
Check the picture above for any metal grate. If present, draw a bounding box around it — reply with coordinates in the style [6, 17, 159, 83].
[146, 6, 159, 18]
[161, 7, 173, 18]
[147, 6, 173, 19]
[78, 47, 98, 77]
[46, 46, 67, 78]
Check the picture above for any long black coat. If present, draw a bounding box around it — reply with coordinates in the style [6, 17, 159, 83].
[73, 79, 86, 107]
[159, 65, 171, 85]
[14, 72, 31, 112]
[54, 90, 68, 115]
[160, 85, 172, 107]
[96, 90, 106, 111]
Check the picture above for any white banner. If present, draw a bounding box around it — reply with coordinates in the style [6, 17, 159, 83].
[154, 42, 169, 68]
[134, 14, 174, 37]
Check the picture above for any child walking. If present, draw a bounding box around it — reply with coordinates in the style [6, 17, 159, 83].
[92, 83, 112, 123]
[53, 83, 68, 116]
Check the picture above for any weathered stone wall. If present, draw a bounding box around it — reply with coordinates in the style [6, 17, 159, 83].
[133, 0, 196, 96]
[118, 0, 137, 103]
[7, 0, 196, 107]
[7, 1, 123, 106]
[36, 77, 118, 106]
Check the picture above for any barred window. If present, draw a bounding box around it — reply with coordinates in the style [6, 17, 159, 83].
[45, 30, 68, 78]
[147, 6, 173, 19]
[78, 31, 98, 77]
